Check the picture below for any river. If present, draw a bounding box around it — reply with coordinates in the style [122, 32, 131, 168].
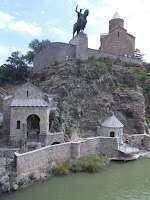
[1, 158, 150, 200]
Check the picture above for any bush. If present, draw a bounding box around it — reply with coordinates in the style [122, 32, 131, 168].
[65, 127, 72, 137]
[125, 110, 133, 118]
[49, 111, 56, 121]
[28, 171, 36, 180]
[51, 154, 109, 176]
[40, 73, 46, 81]
[57, 99, 63, 111]
[52, 61, 60, 66]
[76, 59, 85, 64]
[52, 161, 70, 175]
[134, 70, 150, 78]
[77, 91, 85, 97]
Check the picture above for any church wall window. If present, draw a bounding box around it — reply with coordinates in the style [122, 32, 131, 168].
[17, 120, 20, 129]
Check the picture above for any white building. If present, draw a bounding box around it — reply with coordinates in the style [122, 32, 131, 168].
[97, 114, 124, 144]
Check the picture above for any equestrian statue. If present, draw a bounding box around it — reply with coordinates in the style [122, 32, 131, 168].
[73, 5, 89, 38]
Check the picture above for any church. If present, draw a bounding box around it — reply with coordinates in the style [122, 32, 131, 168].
[100, 11, 135, 57]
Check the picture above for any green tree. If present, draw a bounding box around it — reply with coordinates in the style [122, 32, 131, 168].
[0, 51, 29, 85]
[25, 39, 51, 64]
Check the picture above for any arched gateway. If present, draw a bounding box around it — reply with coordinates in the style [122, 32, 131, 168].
[27, 114, 40, 141]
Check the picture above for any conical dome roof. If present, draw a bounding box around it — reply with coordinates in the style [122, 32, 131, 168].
[101, 114, 124, 128]
[111, 11, 123, 20]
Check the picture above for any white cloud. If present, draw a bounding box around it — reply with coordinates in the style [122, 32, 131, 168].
[77, 0, 89, 7]
[0, 44, 29, 65]
[0, 11, 42, 36]
[51, 27, 71, 39]
[8, 21, 42, 36]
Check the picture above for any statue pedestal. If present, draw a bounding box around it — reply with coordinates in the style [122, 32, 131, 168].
[69, 32, 88, 60]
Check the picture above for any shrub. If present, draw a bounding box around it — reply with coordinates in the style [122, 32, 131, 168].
[77, 91, 85, 97]
[125, 110, 133, 118]
[119, 80, 128, 88]
[52, 61, 60, 66]
[134, 70, 150, 78]
[52, 161, 70, 175]
[57, 99, 63, 111]
[28, 171, 36, 180]
[40, 73, 46, 81]
[49, 111, 56, 121]
[65, 127, 72, 137]
[9, 170, 17, 184]
[76, 59, 85, 64]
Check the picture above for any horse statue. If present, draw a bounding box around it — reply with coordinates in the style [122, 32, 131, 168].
[73, 9, 89, 38]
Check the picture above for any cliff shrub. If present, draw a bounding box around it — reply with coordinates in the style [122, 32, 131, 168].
[134, 70, 150, 78]
[77, 91, 85, 97]
[76, 59, 85, 64]
[65, 127, 72, 137]
[51, 161, 70, 175]
[40, 73, 46, 81]
[57, 99, 63, 111]
[52, 61, 60, 66]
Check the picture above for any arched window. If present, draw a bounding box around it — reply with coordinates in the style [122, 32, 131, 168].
[110, 131, 115, 137]
[27, 90, 29, 97]
[17, 120, 20, 129]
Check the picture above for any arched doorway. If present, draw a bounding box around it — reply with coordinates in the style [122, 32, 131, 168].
[27, 114, 40, 141]
[110, 131, 115, 137]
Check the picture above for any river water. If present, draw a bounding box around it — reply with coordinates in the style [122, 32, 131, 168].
[1, 158, 150, 200]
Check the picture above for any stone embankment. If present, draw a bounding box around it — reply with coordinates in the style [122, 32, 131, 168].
[0, 159, 10, 193]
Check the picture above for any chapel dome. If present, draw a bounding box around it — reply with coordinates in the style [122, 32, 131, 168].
[101, 114, 124, 128]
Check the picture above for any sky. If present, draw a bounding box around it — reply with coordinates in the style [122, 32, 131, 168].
[0, 0, 150, 65]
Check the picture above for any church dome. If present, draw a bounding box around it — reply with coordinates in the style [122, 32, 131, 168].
[110, 11, 123, 20]
[109, 11, 124, 32]
[101, 114, 124, 128]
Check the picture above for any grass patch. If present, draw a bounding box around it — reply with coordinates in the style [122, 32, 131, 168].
[28, 171, 36, 180]
[76, 59, 85, 64]
[134, 70, 150, 78]
[119, 80, 128, 88]
[51, 154, 109, 176]
[52, 61, 60, 66]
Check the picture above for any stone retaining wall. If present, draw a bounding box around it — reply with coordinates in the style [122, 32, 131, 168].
[15, 136, 119, 176]
[88, 48, 142, 64]
[46, 132, 64, 145]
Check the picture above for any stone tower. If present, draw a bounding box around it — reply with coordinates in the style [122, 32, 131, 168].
[109, 11, 124, 32]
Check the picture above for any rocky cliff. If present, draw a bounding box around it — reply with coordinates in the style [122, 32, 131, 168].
[32, 58, 150, 137]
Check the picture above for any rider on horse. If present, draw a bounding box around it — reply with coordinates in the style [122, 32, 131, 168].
[75, 5, 82, 26]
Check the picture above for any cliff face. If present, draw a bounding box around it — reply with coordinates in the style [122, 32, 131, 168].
[33, 59, 150, 136]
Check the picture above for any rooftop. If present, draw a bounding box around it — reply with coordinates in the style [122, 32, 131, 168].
[10, 98, 50, 107]
[101, 114, 124, 128]
[111, 11, 123, 20]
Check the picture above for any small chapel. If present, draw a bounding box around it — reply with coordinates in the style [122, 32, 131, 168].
[100, 11, 135, 57]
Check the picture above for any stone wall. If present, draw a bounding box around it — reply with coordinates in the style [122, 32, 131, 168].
[33, 35, 142, 74]
[33, 42, 76, 73]
[46, 132, 64, 145]
[88, 49, 142, 64]
[15, 136, 119, 176]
